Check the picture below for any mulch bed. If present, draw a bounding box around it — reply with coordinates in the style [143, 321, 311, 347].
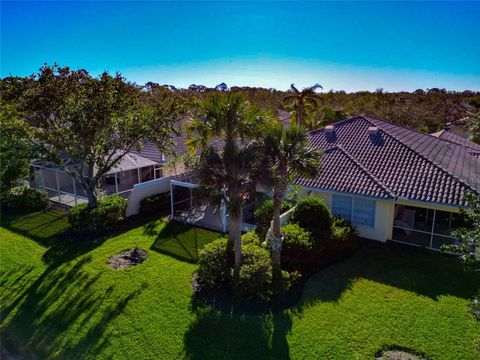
[108, 248, 148, 269]
[375, 347, 427, 360]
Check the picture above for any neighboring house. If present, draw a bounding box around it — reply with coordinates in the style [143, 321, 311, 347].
[31, 153, 162, 206]
[30, 130, 190, 206]
[294, 115, 480, 250]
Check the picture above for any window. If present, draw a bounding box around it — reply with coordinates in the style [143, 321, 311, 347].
[332, 195, 376, 228]
[332, 195, 352, 221]
[352, 198, 376, 227]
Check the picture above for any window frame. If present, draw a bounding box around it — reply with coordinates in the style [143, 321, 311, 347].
[332, 194, 376, 229]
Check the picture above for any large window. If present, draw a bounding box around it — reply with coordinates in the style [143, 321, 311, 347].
[332, 195, 376, 228]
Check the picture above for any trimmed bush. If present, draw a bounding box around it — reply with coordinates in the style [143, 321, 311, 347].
[196, 238, 230, 288]
[273, 269, 301, 295]
[329, 216, 359, 252]
[281, 223, 314, 272]
[139, 192, 171, 215]
[68, 195, 127, 233]
[241, 231, 262, 246]
[291, 197, 332, 247]
[234, 244, 273, 299]
[254, 199, 292, 228]
[1, 185, 48, 213]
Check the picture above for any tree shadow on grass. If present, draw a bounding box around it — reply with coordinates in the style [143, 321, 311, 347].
[1, 253, 148, 359]
[184, 306, 293, 360]
[146, 220, 223, 263]
[297, 244, 480, 309]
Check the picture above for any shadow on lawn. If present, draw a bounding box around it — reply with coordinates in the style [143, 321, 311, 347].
[146, 220, 223, 263]
[298, 244, 480, 307]
[1, 254, 148, 359]
[183, 307, 293, 360]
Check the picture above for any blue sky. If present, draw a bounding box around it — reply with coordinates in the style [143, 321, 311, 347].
[1, 1, 479, 91]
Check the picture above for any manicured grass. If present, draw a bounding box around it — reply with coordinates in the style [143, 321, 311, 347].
[1, 211, 479, 359]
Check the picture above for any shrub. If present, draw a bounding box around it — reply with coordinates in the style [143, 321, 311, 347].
[234, 244, 273, 299]
[470, 292, 480, 321]
[68, 195, 127, 233]
[273, 269, 301, 295]
[139, 192, 171, 215]
[329, 216, 359, 251]
[1, 185, 48, 213]
[281, 223, 314, 272]
[196, 239, 230, 288]
[254, 199, 292, 228]
[291, 197, 331, 247]
[241, 231, 262, 246]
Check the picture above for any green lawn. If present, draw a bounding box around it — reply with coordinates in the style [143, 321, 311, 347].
[1, 210, 479, 359]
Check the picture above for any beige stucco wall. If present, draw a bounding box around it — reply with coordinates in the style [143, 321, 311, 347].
[298, 188, 395, 242]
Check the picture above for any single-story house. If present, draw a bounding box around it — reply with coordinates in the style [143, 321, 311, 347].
[294, 115, 479, 250]
[30, 129, 191, 206]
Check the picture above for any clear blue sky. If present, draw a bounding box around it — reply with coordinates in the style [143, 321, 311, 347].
[1, 1, 479, 91]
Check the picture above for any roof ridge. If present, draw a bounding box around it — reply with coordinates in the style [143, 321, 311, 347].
[333, 145, 396, 198]
[306, 115, 365, 135]
[438, 131, 480, 151]
[363, 114, 478, 151]
[360, 115, 478, 193]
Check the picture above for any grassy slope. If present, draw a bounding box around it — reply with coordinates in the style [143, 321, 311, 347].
[1, 211, 479, 359]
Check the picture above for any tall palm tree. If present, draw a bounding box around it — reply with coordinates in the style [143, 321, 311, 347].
[262, 123, 322, 271]
[284, 83, 323, 127]
[186, 93, 270, 275]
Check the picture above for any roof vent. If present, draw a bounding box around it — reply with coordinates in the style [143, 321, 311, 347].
[368, 126, 379, 135]
[325, 125, 335, 133]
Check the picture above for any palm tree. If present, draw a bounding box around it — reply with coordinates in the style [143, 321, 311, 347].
[284, 83, 323, 127]
[186, 93, 270, 276]
[262, 123, 322, 271]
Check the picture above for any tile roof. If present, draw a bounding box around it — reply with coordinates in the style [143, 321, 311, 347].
[431, 129, 480, 152]
[295, 116, 480, 207]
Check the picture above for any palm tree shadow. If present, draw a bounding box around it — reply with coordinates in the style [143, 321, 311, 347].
[183, 306, 292, 360]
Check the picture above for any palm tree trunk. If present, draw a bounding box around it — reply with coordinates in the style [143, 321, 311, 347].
[297, 101, 304, 127]
[270, 167, 288, 272]
[229, 211, 242, 278]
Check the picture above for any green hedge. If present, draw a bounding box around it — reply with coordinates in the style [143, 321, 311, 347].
[139, 192, 171, 215]
[329, 216, 359, 252]
[1, 185, 48, 213]
[254, 199, 292, 228]
[290, 197, 332, 247]
[281, 223, 314, 272]
[68, 195, 127, 233]
[234, 244, 273, 299]
[196, 238, 230, 288]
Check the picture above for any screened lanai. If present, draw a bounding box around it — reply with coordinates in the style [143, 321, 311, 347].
[30, 153, 163, 206]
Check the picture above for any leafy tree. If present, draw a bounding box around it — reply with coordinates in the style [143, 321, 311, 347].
[470, 115, 480, 144]
[22, 64, 178, 208]
[442, 191, 480, 271]
[0, 103, 39, 190]
[262, 124, 322, 271]
[284, 83, 323, 127]
[186, 93, 270, 275]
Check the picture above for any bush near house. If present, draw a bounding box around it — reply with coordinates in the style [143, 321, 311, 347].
[241, 230, 262, 246]
[329, 216, 359, 252]
[139, 192, 171, 215]
[68, 195, 127, 233]
[254, 199, 292, 229]
[195, 238, 231, 288]
[290, 197, 332, 247]
[234, 244, 273, 299]
[1, 185, 48, 213]
[281, 223, 314, 272]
